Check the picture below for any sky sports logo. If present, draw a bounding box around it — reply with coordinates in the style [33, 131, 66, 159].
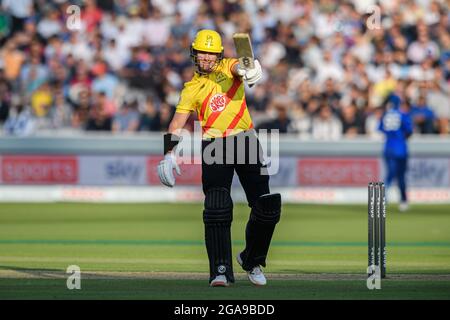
[105, 160, 142, 181]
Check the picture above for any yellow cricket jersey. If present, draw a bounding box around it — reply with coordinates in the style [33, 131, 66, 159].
[176, 58, 253, 139]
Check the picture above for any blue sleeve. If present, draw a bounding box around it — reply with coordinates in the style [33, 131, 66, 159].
[378, 114, 385, 133]
[402, 113, 413, 137]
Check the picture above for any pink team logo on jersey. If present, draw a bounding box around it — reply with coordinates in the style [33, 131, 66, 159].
[209, 93, 228, 112]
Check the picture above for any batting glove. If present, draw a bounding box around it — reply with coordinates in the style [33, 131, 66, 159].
[157, 153, 181, 188]
[237, 59, 262, 86]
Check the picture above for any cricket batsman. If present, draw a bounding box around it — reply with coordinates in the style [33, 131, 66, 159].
[157, 30, 281, 287]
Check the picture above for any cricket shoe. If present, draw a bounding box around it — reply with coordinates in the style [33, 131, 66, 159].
[210, 275, 229, 287]
[399, 202, 409, 212]
[236, 252, 267, 286]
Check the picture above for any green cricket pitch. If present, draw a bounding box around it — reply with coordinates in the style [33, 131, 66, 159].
[1, 202, 450, 300]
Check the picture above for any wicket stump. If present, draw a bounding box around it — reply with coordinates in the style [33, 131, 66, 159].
[368, 182, 386, 278]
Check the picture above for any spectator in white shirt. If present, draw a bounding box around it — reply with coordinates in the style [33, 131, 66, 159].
[311, 104, 343, 140]
[407, 32, 440, 64]
[3, 102, 35, 136]
[37, 8, 62, 39]
[62, 33, 94, 65]
[144, 8, 170, 48]
[103, 39, 129, 72]
[315, 50, 344, 86]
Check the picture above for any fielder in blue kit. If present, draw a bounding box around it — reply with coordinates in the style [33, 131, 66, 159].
[378, 94, 413, 211]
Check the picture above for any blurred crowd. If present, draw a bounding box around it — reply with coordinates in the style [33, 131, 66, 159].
[0, 0, 449, 138]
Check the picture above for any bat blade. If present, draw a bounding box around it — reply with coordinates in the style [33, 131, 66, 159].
[233, 33, 254, 70]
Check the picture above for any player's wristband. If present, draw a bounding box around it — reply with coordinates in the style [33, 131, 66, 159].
[164, 133, 181, 155]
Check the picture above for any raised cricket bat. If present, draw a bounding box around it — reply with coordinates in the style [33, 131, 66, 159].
[233, 33, 255, 87]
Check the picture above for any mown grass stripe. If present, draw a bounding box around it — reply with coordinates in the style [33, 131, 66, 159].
[0, 239, 450, 247]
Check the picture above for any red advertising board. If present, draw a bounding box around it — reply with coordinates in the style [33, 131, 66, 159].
[1, 155, 78, 184]
[298, 157, 379, 186]
[147, 156, 202, 185]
